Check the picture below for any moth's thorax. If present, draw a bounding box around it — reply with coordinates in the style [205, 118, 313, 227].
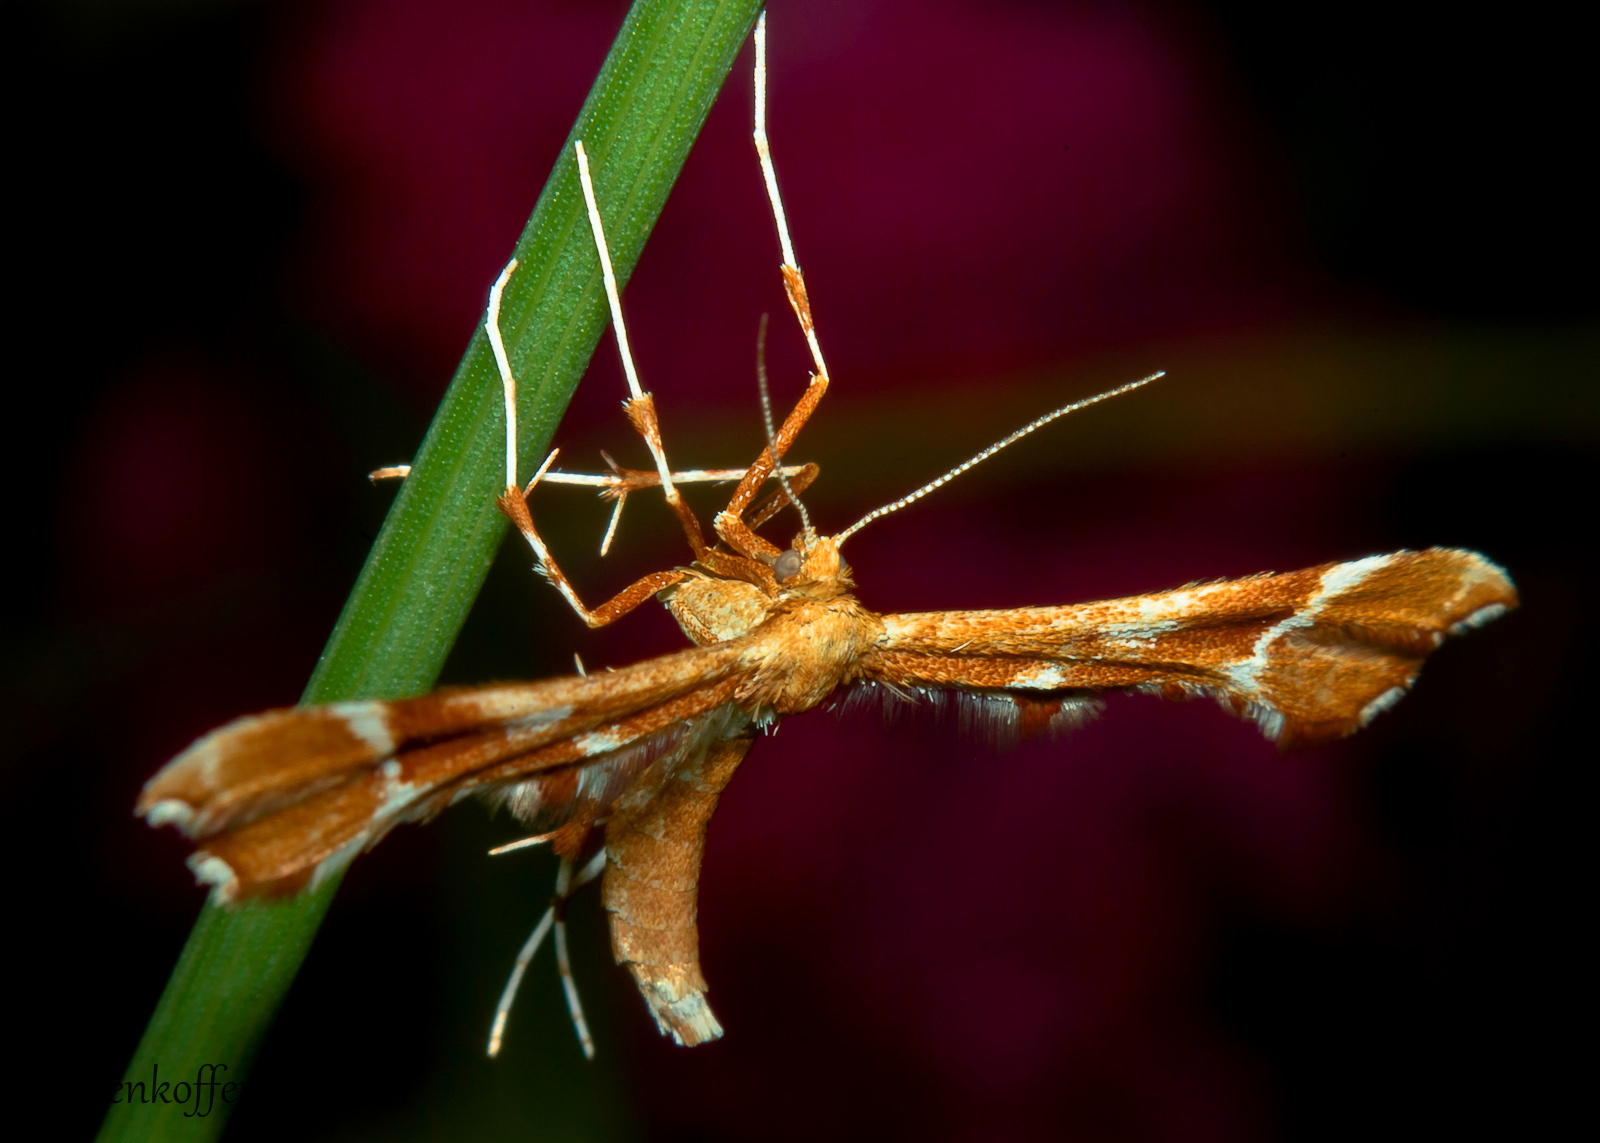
[739, 594, 885, 714]
[658, 534, 858, 647]
[656, 554, 882, 714]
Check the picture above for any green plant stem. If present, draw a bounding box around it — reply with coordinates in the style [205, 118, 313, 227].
[99, 2, 763, 1139]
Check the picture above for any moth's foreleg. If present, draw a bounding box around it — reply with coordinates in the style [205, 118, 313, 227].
[747, 461, 821, 530]
[708, 459, 826, 570]
[486, 251, 701, 572]
[497, 474, 685, 628]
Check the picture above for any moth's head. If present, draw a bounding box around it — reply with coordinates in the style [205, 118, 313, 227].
[773, 532, 851, 592]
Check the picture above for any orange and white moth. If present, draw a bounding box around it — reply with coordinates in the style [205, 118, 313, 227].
[138, 13, 1516, 1057]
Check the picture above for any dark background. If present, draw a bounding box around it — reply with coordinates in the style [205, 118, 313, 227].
[7, 1, 1592, 1139]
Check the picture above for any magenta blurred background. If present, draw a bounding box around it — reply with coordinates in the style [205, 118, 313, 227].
[9, 1, 1592, 1140]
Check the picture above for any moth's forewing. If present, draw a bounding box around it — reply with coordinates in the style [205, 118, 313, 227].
[856, 548, 1515, 745]
[138, 644, 756, 900]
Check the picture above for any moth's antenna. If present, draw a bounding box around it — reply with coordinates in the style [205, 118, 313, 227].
[834, 372, 1164, 543]
[487, 258, 520, 492]
[756, 313, 813, 536]
[487, 850, 606, 1059]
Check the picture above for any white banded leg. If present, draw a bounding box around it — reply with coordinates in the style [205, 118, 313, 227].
[573, 140, 709, 555]
[487, 850, 607, 1059]
[716, 9, 835, 550]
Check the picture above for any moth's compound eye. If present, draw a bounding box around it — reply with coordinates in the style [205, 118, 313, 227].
[774, 548, 804, 582]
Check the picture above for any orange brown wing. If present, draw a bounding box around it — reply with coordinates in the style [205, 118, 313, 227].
[138, 641, 755, 901]
[850, 548, 1516, 746]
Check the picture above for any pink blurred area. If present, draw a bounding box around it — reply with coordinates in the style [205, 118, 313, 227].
[273, 0, 1301, 403]
[18, 2, 1582, 1141]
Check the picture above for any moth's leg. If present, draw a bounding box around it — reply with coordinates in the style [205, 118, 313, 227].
[501, 456, 778, 604]
[498, 469, 686, 628]
[537, 459, 813, 557]
[716, 12, 832, 556]
[574, 140, 710, 560]
[370, 457, 798, 494]
[746, 461, 820, 530]
[487, 258, 688, 625]
[598, 487, 627, 559]
[487, 849, 607, 1059]
[487, 903, 552, 1059]
[590, 462, 814, 559]
[551, 853, 600, 1059]
[543, 459, 815, 502]
[558, 455, 818, 566]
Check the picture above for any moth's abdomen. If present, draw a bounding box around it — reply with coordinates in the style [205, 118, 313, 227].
[603, 730, 755, 1046]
